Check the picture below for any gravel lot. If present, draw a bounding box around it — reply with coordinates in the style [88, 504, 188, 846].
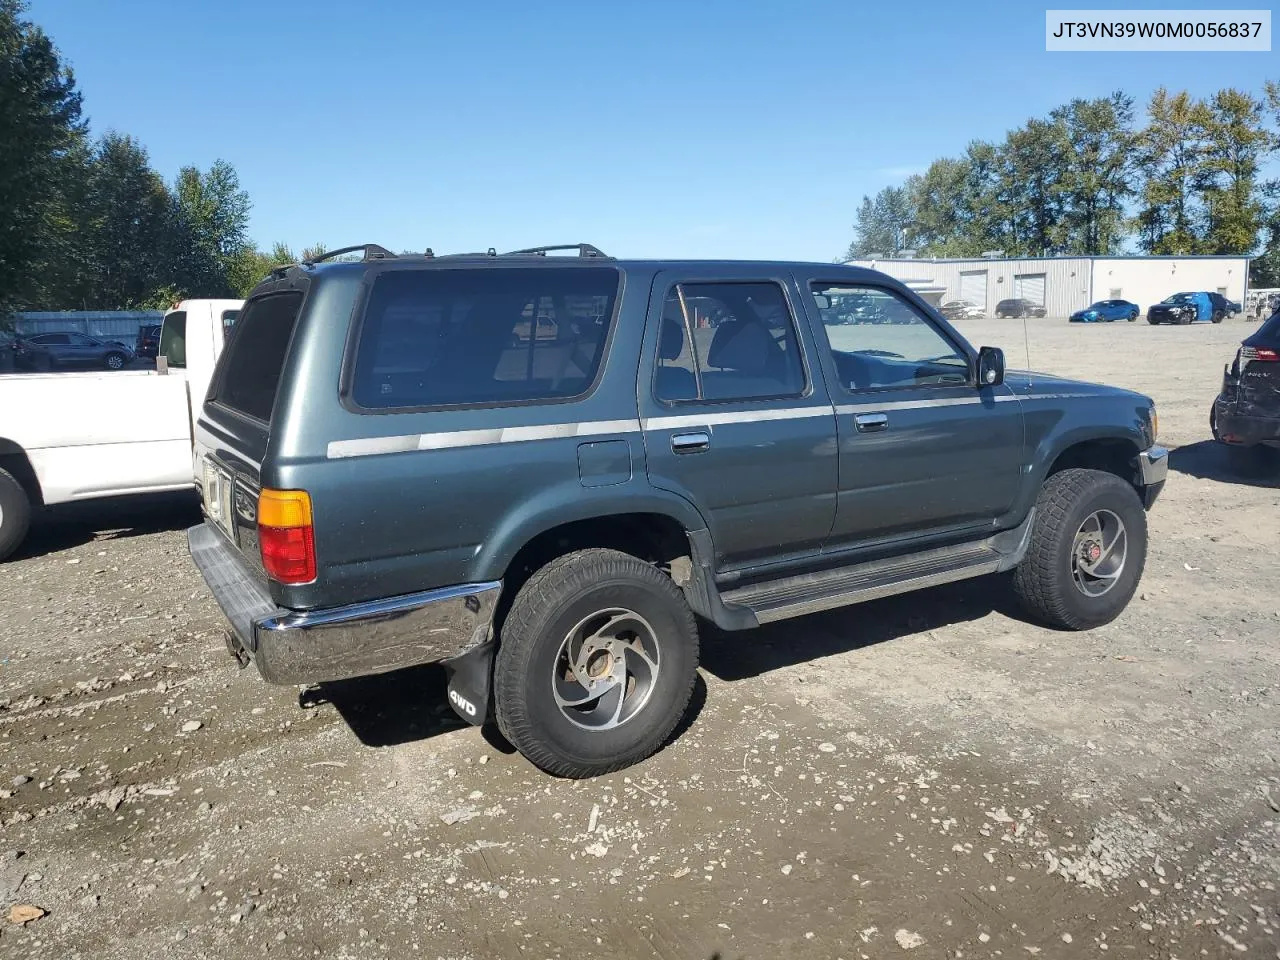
[2, 317, 1278, 959]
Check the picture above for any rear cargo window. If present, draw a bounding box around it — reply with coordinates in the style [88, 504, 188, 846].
[350, 267, 619, 410]
[214, 292, 303, 422]
[158, 311, 186, 367]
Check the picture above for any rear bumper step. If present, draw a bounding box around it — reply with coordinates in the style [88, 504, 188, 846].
[187, 523, 500, 685]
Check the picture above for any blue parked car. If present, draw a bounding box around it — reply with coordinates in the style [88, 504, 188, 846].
[1070, 299, 1141, 323]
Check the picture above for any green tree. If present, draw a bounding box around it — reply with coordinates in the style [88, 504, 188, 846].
[905, 157, 969, 255]
[167, 160, 251, 297]
[954, 140, 1007, 257]
[1050, 93, 1135, 254]
[78, 133, 170, 307]
[1197, 88, 1270, 255]
[1134, 88, 1210, 254]
[844, 185, 912, 259]
[999, 117, 1066, 256]
[0, 0, 84, 314]
[1254, 82, 1280, 286]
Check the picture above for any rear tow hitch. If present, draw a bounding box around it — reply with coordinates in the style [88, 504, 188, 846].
[224, 630, 250, 669]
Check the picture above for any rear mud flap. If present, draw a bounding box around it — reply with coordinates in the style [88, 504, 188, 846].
[441, 640, 495, 726]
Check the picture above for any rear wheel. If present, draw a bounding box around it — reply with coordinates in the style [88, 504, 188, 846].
[494, 548, 699, 778]
[1013, 469, 1147, 630]
[104, 352, 126, 370]
[1211, 310, 1224, 324]
[0, 467, 33, 562]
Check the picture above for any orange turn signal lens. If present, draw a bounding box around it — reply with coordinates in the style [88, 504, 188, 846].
[258, 488, 312, 529]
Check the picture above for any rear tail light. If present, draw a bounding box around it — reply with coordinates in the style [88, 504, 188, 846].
[1241, 346, 1278, 362]
[258, 488, 316, 584]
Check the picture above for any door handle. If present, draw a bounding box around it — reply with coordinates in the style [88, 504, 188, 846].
[854, 412, 889, 433]
[671, 431, 710, 454]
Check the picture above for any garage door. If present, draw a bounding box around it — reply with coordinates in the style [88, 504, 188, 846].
[960, 271, 987, 311]
[1014, 273, 1046, 307]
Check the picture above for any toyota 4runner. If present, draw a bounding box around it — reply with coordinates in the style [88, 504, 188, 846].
[187, 243, 1167, 777]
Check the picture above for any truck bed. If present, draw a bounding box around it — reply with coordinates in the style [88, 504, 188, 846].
[0, 370, 195, 504]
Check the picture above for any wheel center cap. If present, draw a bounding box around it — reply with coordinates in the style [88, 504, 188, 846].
[585, 649, 613, 679]
[1083, 541, 1102, 564]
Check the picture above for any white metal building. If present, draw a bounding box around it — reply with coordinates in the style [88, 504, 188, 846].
[846, 255, 1250, 318]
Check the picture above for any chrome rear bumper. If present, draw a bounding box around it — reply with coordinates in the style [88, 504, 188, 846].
[187, 523, 500, 685]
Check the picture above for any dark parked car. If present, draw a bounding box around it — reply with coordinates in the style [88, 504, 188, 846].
[939, 300, 984, 321]
[994, 298, 1046, 319]
[2, 333, 53, 371]
[1148, 292, 1222, 324]
[1224, 298, 1242, 319]
[1212, 309, 1280, 472]
[135, 323, 162, 359]
[25, 332, 136, 370]
[1070, 299, 1140, 323]
[186, 243, 1166, 777]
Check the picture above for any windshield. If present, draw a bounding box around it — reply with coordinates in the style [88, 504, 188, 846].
[1162, 293, 1193, 304]
[158, 310, 187, 368]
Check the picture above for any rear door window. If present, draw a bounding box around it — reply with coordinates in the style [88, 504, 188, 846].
[213, 293, 304, 422]
[654, 281, 806, 403]
[349, 266, 619, 410]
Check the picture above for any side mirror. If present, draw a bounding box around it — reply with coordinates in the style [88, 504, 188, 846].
[977, 346, 1005, 387]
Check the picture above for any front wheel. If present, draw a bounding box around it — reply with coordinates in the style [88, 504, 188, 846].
[1211, 310, 1224, 324]
[494, 548, 699, 778]
[1147, 318, 1159, 325]
[1013, 469, 1148, 630]
[1128, 311, 1138, 322]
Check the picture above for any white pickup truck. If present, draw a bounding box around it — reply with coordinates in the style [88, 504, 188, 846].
[0, 299, 242, 561]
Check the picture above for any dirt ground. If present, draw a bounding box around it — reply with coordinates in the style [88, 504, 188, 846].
[2, 316, 1278, 960]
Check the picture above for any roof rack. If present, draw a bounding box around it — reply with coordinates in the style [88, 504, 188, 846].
[502, 244, 611, 259]
[303, 244, 398, 265]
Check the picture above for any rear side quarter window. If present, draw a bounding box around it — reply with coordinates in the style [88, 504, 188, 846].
[347, 266, 620, 411]
[212, 293, 304, 422]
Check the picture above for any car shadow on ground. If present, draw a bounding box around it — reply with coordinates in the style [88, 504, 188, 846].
[700, 574, 1016, 682]
[13, 490, 201, 561]
[315, 578, 1010, 751]
[309, 664, 710, 757]
[1169, 440, 1280, 489]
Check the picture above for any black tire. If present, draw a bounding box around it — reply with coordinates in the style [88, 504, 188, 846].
[0, 467, 33, 562]
[1013, 468, 1147, 631]
[104, 352, 126, 370]
[1147, 317, 1159, 325]
[493, 548, 699, 778]
[1211, 310, 1224, 324]
[1209, 402, 1221, 442]
[1128, 311, 1138, 322]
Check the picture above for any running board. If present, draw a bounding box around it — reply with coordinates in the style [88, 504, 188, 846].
[720, 512, 1034, 625]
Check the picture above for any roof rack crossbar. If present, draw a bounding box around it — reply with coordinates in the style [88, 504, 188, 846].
[303, 244, 398, 265]
[501, 244, 611, 259]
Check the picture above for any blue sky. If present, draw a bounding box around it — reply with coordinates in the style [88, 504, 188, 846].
[30, 0, 1278, 262]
